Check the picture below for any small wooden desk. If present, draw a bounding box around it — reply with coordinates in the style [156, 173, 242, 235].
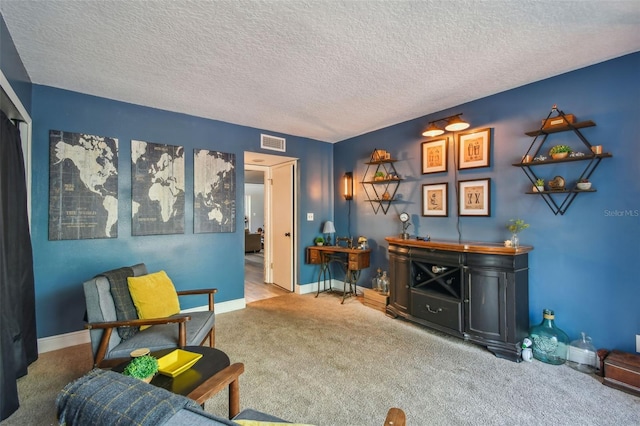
[306, 245, 370, 303]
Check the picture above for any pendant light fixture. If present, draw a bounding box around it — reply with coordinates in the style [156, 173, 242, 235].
[444, 114, 470, 131]
[422, 113, 470, 137]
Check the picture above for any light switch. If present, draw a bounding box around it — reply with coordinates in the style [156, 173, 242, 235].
[307, 213, 314, 221]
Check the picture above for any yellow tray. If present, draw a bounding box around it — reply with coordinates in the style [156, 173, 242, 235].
[157, 349, 203, 377]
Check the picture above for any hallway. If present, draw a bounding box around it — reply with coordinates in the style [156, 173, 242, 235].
[244, 252, 289, 303]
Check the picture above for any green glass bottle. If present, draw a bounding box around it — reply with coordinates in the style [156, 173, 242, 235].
[529, 309, 569, 365]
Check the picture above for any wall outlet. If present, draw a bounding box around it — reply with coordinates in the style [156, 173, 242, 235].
[636, 334, 640, 353]
[307, 213, 314, 221]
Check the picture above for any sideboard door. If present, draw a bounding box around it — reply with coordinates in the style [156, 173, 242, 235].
[464, 267, 507, 342]
[388, 245, 410, 316]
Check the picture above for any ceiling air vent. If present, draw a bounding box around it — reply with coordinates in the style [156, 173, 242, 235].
[261, 134, 286, 152]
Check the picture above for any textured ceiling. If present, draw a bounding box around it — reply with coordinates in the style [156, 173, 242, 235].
[1, 1, 639, 143]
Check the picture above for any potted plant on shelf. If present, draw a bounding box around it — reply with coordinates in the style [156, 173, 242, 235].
[533, 178, 545, 192]
[506, 219, 529, 249]
[314, 236, 324, 246]
[549, 145, 572, 160]
[123, 354, 158, 383]
[374, 171, 386, 181]
[576, 178, 592, 190]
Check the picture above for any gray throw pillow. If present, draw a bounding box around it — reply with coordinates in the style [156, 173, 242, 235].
[100, 266, 139, 340]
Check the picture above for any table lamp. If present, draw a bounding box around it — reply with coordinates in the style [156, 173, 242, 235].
[322, 221, 336, 246]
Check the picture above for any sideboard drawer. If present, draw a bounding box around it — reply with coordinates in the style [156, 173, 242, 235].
[411, 248, 462, 266]
[411, 290, 462, 332]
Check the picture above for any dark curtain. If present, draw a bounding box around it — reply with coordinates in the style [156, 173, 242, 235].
[0, 109, 37, 421]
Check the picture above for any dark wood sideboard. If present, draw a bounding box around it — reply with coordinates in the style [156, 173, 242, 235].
[385, 237, 533, 362]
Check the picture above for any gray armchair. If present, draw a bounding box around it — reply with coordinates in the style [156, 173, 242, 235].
[83, 263, 216, 368]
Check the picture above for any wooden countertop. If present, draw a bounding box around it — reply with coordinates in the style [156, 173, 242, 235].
[385, 237, 533, 255]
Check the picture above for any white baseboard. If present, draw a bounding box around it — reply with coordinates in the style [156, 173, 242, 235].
[180, 298, 246, 314]
[296, 280, 365, 295]
[38, 330, 90, 354]
[38, 298, 247, 354]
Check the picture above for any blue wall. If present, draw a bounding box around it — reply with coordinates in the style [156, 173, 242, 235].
[334, 53, 640, 353]
[30, 86, 333, 338]
[5, 10, 638, 353]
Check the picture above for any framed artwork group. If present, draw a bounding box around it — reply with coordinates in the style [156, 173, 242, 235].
[49, 129, 237, 240]
[420, 127, 492, 217]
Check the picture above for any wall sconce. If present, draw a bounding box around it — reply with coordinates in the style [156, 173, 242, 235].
[343, 172, 353, 200]
[422, 113, 470, 137]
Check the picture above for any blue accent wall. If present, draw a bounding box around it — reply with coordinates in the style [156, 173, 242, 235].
[30, 86, 332, 338]
[8, 7, 638, 354]
[334, 52, 640, 353]
[0, 13, 31, 112]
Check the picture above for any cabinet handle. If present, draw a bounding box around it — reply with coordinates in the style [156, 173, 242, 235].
[432, 265, 447, 273]
[425, 305, 443, 314]
[464, 299, 469, 303]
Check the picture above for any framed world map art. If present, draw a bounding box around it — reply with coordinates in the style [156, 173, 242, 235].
[193, 149, 236, 233]
[131, 140, 185, 236]
[48, 130, 119, 240]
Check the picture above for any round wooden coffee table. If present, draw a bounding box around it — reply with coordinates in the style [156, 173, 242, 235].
[113, 346, 244, 418]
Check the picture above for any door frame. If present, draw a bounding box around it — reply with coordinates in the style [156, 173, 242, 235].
[244, 155, 298, 291]
[1, 70, 32, 222]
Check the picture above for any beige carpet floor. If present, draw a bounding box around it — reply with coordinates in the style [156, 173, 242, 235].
[3, 292, 639, 425]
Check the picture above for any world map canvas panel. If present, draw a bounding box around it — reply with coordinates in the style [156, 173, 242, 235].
[131, 140, 185, 236]
[194, 149, 236, 233]
[48, 130, 119, 240]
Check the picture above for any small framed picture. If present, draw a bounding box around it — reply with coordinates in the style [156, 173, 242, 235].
[458, 128, 491, 170]
[421, 138, 448, 174]
[422, 183, 448, 217]
[458, 178, 491, 216]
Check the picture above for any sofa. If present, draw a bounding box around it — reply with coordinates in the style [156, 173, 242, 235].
[56, 369, 406, 426]
[56, 369, 290, 425]
[245, 230, 262, 253]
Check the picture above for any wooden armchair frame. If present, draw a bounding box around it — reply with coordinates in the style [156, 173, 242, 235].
[85, 288, 217, 368]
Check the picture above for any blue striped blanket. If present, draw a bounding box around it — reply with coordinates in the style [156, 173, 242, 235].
[56, 369, 199, 425]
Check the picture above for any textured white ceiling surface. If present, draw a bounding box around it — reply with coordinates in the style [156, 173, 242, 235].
[1, 1, 639, 143]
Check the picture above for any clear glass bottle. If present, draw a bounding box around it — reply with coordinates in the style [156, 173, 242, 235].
[379, 271, 389, 295]
[529, 309, 569, 365]
[372, 268, 382, 292]
[567, 332, 597, 373]
[511, 233, 520, 249]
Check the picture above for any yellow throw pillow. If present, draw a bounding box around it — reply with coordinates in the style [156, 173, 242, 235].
[127, 270, 180, 330]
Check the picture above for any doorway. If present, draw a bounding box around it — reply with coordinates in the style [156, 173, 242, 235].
[244, 151, 298, 303]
